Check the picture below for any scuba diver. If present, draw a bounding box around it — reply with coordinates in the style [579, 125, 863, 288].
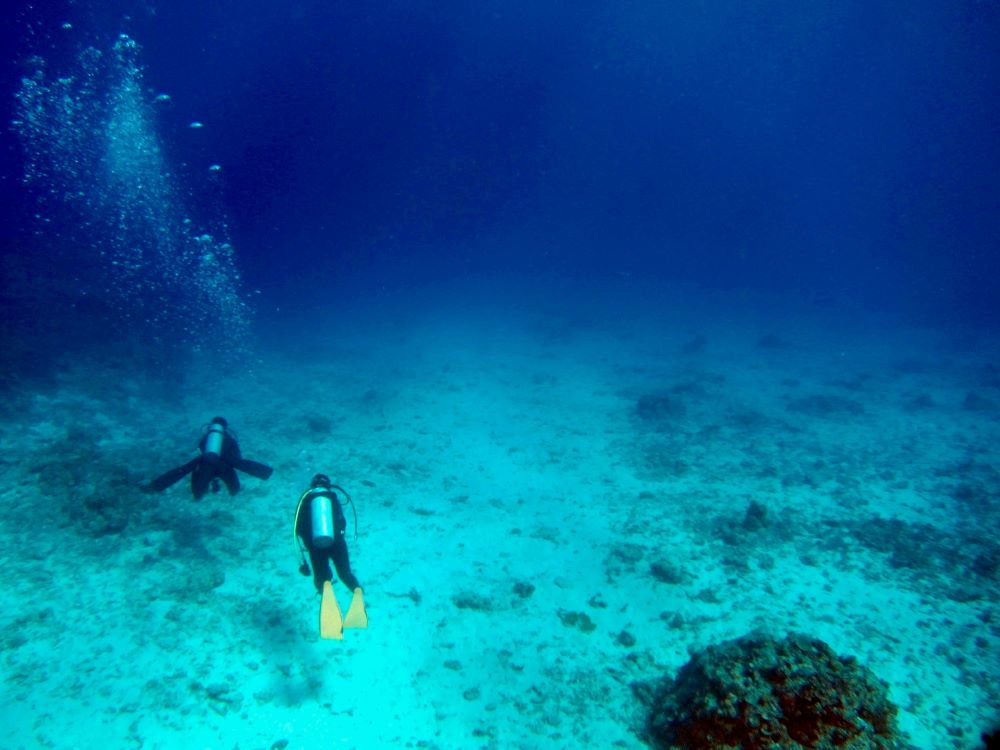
[294, 473, 367, 640]
[143, 416, 274, 500]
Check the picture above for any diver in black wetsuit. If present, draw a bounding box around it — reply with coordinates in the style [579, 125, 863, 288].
[294, 473, 362, 593]
[143, 416, 274, 500]
[294, 474, 367, 636]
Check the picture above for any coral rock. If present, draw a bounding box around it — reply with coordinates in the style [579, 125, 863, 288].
[644, 631, 899, 750]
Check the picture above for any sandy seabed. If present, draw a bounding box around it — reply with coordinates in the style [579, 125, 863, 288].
[1, 287, 998, 750]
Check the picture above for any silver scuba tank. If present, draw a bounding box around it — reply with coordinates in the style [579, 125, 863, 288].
[203, 422, 225, 461]
[310, 492, 335, 549]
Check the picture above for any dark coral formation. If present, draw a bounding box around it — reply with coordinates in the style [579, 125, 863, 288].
[643, 631, 899, 750]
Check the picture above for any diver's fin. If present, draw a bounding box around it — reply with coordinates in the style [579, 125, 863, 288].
[147, 458, 200, 492]
[234, 459, 274, 480]
[320, 580, 343, 640]
[344, 588, 368, 629]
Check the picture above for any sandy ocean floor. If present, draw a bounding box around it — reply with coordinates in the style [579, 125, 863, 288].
[1, 284, 998, 750]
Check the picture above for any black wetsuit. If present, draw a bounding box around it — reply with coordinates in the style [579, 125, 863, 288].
[147, 428, 273, 500]
[296, 489, 360, 594]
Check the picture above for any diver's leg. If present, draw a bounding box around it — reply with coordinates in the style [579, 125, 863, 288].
[333, 531, 366, 628]
[331, 534, 361, 591]
[220, 465, 240, 495]
[308, 548, 333, 594]
[190, 461, 211, 500]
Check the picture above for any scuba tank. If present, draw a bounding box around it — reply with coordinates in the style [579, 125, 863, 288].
[310, 491, 336, 549]
[203, 421, 225, 462]
[294, 477, 358, 573]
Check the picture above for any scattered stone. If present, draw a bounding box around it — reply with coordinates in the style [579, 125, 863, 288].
[463, 687, 481, 701]
[609, 543, 645, 566]
[452, 591, 493, 611]
[512, 581, 535, 599]
[650, 560, 687, 585]
[693, 587, 720, 604]
[205, 683, 231, 700]
[660, 611, 686, 630]
[557, 609, 596, 633]
[530, 526, 561, 543]
[616, 630, 637, 647]
[846, 515, 960, 581]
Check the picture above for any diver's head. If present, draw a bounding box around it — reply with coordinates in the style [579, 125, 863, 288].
[311, 473, 332, 490]
[210, 416, 228, 428]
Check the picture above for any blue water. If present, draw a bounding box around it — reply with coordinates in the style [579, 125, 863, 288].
[0, 2, 998, 749]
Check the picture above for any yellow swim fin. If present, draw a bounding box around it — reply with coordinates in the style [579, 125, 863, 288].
[343, 588, 368, 629]
[320, 580, 343, 640]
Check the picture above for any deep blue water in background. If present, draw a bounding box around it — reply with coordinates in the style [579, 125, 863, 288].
[1, 0, 998, 371]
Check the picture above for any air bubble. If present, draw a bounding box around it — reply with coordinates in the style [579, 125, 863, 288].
[13, 33, 252, 358]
